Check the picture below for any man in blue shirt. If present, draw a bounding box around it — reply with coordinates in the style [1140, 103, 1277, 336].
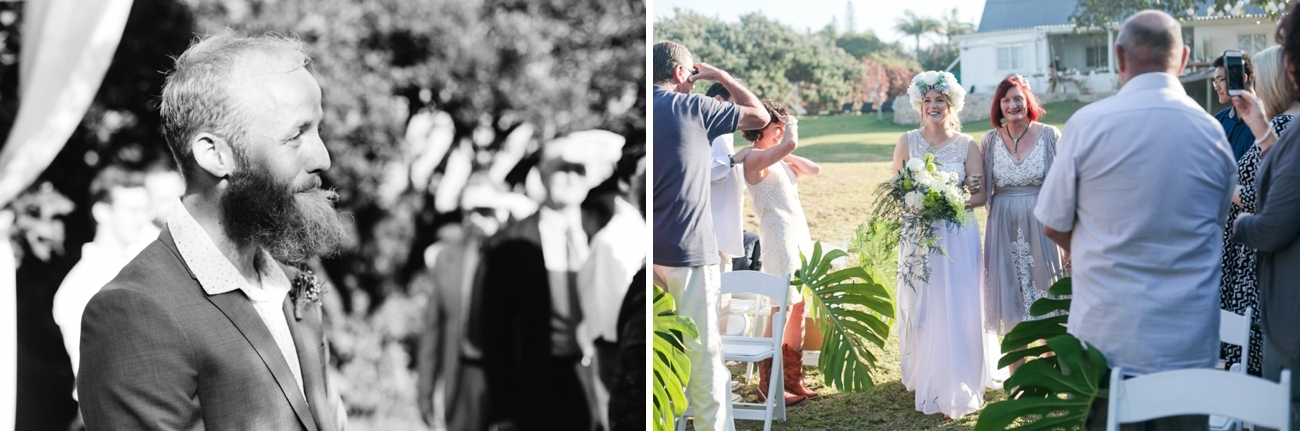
[652, 40, 768, 431]
[1213, 51, 1257, 161]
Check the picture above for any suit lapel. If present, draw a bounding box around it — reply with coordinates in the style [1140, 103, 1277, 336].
[283, 295, 335, 431]
[205, 291, 318, 431]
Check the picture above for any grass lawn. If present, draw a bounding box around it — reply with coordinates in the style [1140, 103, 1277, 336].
[701, 101, 1087, 430]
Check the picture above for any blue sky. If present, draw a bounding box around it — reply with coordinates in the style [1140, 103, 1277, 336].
[653, 0, 988, 47]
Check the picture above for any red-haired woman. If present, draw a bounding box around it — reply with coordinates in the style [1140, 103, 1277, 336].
[978, 75, 1068, 360]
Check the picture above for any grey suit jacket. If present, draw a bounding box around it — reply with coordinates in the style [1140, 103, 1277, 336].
[417, 235, 483, 424]
[1234, 124, 1300, 359]
[78, 228, 340, 431]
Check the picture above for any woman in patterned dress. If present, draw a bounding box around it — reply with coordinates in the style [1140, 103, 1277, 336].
[891, 71, 995, 419]
[736, 99, 822, 405]
[978, 75, 1068, 374]
[1220, 45, 1298, 376]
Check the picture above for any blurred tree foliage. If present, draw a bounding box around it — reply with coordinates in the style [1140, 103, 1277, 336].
[1071, 0, 1287, 30]
[1, 0, 644, 427]
[654, 8, 929, 113]
[654, 9, 867, 112]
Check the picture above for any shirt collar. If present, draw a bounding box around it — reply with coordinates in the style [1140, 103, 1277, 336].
[166, 199, 292, 303]
[1119, 72, 1182, 96]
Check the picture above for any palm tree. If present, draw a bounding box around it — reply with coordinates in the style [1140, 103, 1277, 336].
[941, 8, 975, 48]
[894, 10, 941, 64]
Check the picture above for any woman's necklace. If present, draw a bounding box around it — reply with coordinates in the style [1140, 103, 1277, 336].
[1007, 123, 1030, 153]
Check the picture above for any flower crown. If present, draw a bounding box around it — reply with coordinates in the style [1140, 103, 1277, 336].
[1010, 74, 1031, 90]
[908, 70, 966, 116]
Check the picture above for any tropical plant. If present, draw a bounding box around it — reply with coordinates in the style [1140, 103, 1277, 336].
[975, 278, 1110, 431]
[893, 10, 942, 63]
[653, 286, 699, 431]
[792, 241, 894, 392]
[847, 220, 900, 291]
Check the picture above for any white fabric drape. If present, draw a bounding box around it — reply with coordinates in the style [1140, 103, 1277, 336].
[0, 0, 133, 428]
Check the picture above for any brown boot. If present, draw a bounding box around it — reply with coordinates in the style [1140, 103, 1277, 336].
[756, 357, 807, 406]
[783, 345, 818, 399]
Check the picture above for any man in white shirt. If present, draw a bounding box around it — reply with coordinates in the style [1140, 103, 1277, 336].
[1034, 10, 1235, 431]
[52, 166, 152, 397]
[706, 82, 746, 273]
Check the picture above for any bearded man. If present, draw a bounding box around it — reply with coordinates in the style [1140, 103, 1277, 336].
[77, 33, 348, 431]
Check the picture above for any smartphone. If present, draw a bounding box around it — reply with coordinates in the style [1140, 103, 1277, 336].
[1226, 50, 1246, 96]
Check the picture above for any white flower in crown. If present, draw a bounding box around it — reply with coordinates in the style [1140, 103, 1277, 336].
[922, 71, 939, 86]
[909, 70, 966, 117]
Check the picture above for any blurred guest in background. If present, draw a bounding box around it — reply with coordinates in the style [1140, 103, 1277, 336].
[51, 166, 152, 401]
[574, 131, 642, 428]
[608, 157, 647, 431]
[417, 173, 505, 431]
[144, 166, 186, 231]
[479, 131, 622, 430]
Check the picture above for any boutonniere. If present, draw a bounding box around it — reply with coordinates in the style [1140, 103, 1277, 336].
[290, 269, 328, 321]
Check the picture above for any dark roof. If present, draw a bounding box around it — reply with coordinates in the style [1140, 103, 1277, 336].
[976, 0, 1078, 33]
[976, 0, 1269, 34]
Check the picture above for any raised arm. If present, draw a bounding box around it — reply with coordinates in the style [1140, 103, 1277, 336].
[784, 154, 821, 180]
[965, 136, 987, 208]
[742, 116, 799, 185]
[692, 63, 769, 130]
[79, 287, 199, 430]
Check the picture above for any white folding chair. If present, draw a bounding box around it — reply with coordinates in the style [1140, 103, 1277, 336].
[721, 270, 791, 431]
[1107, 366, 1291, 431]
[1212, 307, 1253, 431]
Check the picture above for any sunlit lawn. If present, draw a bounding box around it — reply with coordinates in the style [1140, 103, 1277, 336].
[691, 101, 1086, 430]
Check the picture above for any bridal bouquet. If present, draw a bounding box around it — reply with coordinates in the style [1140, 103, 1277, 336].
[872, 153, 973, 290]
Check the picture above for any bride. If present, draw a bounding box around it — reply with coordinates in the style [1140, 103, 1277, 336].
[891, 70, 998, 419]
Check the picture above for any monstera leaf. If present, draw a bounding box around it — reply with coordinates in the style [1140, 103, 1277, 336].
[975, 278, 1110, 431]
[652, 286, 699, 431]
[792, 242, 895, 392]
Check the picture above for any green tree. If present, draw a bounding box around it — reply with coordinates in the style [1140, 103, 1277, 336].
[893, 10, 941, 64]
[654, 9, 865, 113]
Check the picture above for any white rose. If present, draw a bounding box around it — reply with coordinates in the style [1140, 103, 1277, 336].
[923, 71, 938, 86]
[904, 191, 923, 209]
[906, 158, 924, 172]
[915, 170, 933, 185]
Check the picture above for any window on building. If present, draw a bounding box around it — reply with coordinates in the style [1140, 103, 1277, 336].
[1086, 45, 1109, 69]
[998, 45, 1023, 70]
[1239, 33, 1267, 54]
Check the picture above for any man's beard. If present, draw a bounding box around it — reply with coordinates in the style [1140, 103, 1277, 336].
[220, 155, 346, 264]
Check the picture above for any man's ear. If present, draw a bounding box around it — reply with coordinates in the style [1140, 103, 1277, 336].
[190, 132, 237, 179]
[90, 201, 111, 226]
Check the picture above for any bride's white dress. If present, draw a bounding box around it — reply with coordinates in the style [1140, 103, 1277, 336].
[896, 130, 1002, 419]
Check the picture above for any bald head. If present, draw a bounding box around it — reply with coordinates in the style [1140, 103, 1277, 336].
[1115, 10, 1188, 81]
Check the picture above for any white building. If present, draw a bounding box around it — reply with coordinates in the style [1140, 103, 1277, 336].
[956, 0, 1277, 112]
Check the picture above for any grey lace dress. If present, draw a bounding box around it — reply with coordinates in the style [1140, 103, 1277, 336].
[980, 124, 1068, 336]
